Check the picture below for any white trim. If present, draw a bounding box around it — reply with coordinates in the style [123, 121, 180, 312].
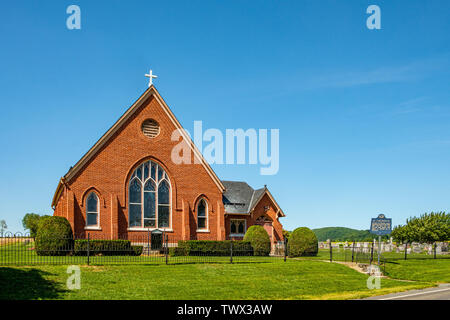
[127, 228, 173, 232]
[196, 229, 210, 233]
[230, 219, 246, 236]
[196, 197, 209, 232]
[84, 226, 102, 231]
[85, 192, 100, 228]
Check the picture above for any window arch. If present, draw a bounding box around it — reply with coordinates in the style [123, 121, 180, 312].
[128, 160, 171, 229]
[86, 192, 99, 227]
[230, 219, 246, 236]
[196, 198, 208, 230]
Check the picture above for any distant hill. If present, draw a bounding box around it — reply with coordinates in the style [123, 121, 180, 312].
[312, 227, 386, 242]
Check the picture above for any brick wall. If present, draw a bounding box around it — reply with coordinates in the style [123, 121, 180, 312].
[53, 95, 225, 240]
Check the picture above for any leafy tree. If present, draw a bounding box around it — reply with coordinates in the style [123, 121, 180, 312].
[35, 216, 73, 256]
[243, 225, 271, 256]
[392, 212, 450, 243]
[282, 229, 291, 240]
[0, 220, 7, 235]
[391, 225, 407, 243]
[22, 213, 42, 238]
[288, 227, 318, 257]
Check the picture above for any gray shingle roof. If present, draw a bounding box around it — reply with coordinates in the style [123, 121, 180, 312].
[222, 181, 265, 214]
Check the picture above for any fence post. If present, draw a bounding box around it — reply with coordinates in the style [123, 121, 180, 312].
[370, 241, 374, 264]
[147, 229, 150, 256]
[165, 234, 168, 265]
[329, 240, 332, 263]
[284, 238, 287, 262]
[351, 241, 355, 263]
[404, 242, 408, 260]
[230, 240, 233, 264]
[87, 233, 90, 266]
[434, 242, 437, 259]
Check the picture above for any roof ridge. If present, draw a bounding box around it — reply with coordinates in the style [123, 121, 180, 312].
[248, 190, 256, 214]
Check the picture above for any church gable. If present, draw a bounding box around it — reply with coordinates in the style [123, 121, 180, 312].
[52, 82, 283, 242]
[52, 86, 224, 208]
[64, 87, 223, 190]
[52, 86, 227, 238]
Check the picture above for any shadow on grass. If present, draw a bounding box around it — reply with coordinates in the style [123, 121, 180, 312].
[0, 267, 66, 300]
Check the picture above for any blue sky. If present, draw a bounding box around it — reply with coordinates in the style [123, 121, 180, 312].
[0, 1, 449, 233]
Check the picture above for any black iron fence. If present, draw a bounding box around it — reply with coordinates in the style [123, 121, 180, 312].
[325, 241, 450, 266]
[0, 232, 287, 266]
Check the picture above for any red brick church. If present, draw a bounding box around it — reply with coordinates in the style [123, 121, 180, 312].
[51, 84, 285, 245]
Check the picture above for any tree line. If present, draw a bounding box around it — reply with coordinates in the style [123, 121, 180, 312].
[391, 212, 450, 244]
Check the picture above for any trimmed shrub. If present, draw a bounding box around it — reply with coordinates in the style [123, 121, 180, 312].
[132, 245, 144, 256]
[74, 239, 138, 256]
[243, 225, 271, 256]
[169, 247, 188, 257]
[35, 216, 74, 256]
[176, 240, 253, 256]
[288, 227, 318, 257]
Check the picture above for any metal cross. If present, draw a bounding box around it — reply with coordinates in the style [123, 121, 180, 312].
[145, 69, 158, 87]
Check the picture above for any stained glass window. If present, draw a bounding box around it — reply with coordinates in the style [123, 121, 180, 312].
[158, 180, 170, 204]
[238, 221, 244, 234]
[197, 199, 207, 229]
[128, 160, 171, 229]
[86, 192, 99, 226]
[230, 219, 246, 235]
[230, 221, 237, 234]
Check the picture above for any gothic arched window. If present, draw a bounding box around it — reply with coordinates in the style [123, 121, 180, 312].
[128, 160, 171, 229]
[197, 199, 208, 230]
[86, 192, 99, 227]
[230, 219, 246, 236]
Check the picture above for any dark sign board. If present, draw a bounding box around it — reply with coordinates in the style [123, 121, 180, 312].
[370, 214, 392, 235]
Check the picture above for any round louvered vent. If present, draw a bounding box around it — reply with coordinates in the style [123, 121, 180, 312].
[141, 119, 160, 138]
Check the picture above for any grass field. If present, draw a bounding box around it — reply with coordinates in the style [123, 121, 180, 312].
[383, 259, 450, 283]
[0, 260, 434, 300]
[1, 242, 448, 300]
[303, 248, 450, 263]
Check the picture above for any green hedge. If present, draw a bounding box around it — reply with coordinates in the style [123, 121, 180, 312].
[288, 227, 318, 257]
[243, 225, 271, 256]
[170, 240, 253, 256]
[35, 216, 74, 256]
[169, 247, 188, 256]
[74, 240, 142, 256]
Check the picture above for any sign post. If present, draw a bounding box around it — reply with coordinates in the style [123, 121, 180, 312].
[370, 214, 392, 265]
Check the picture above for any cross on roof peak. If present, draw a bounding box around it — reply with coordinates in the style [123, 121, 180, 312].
[145, 69, 158, 87]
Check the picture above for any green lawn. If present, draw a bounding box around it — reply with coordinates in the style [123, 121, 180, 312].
[0, 260, 434, 300]
[302, 249, 450, 263]
[383, 259, 450, 283]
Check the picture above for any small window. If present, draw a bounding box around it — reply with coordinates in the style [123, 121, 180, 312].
[197, 199, 208, 230]
[86, 192, 99, 226]
[141, 119, 160, 138]
[230, 219, 246, 235]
